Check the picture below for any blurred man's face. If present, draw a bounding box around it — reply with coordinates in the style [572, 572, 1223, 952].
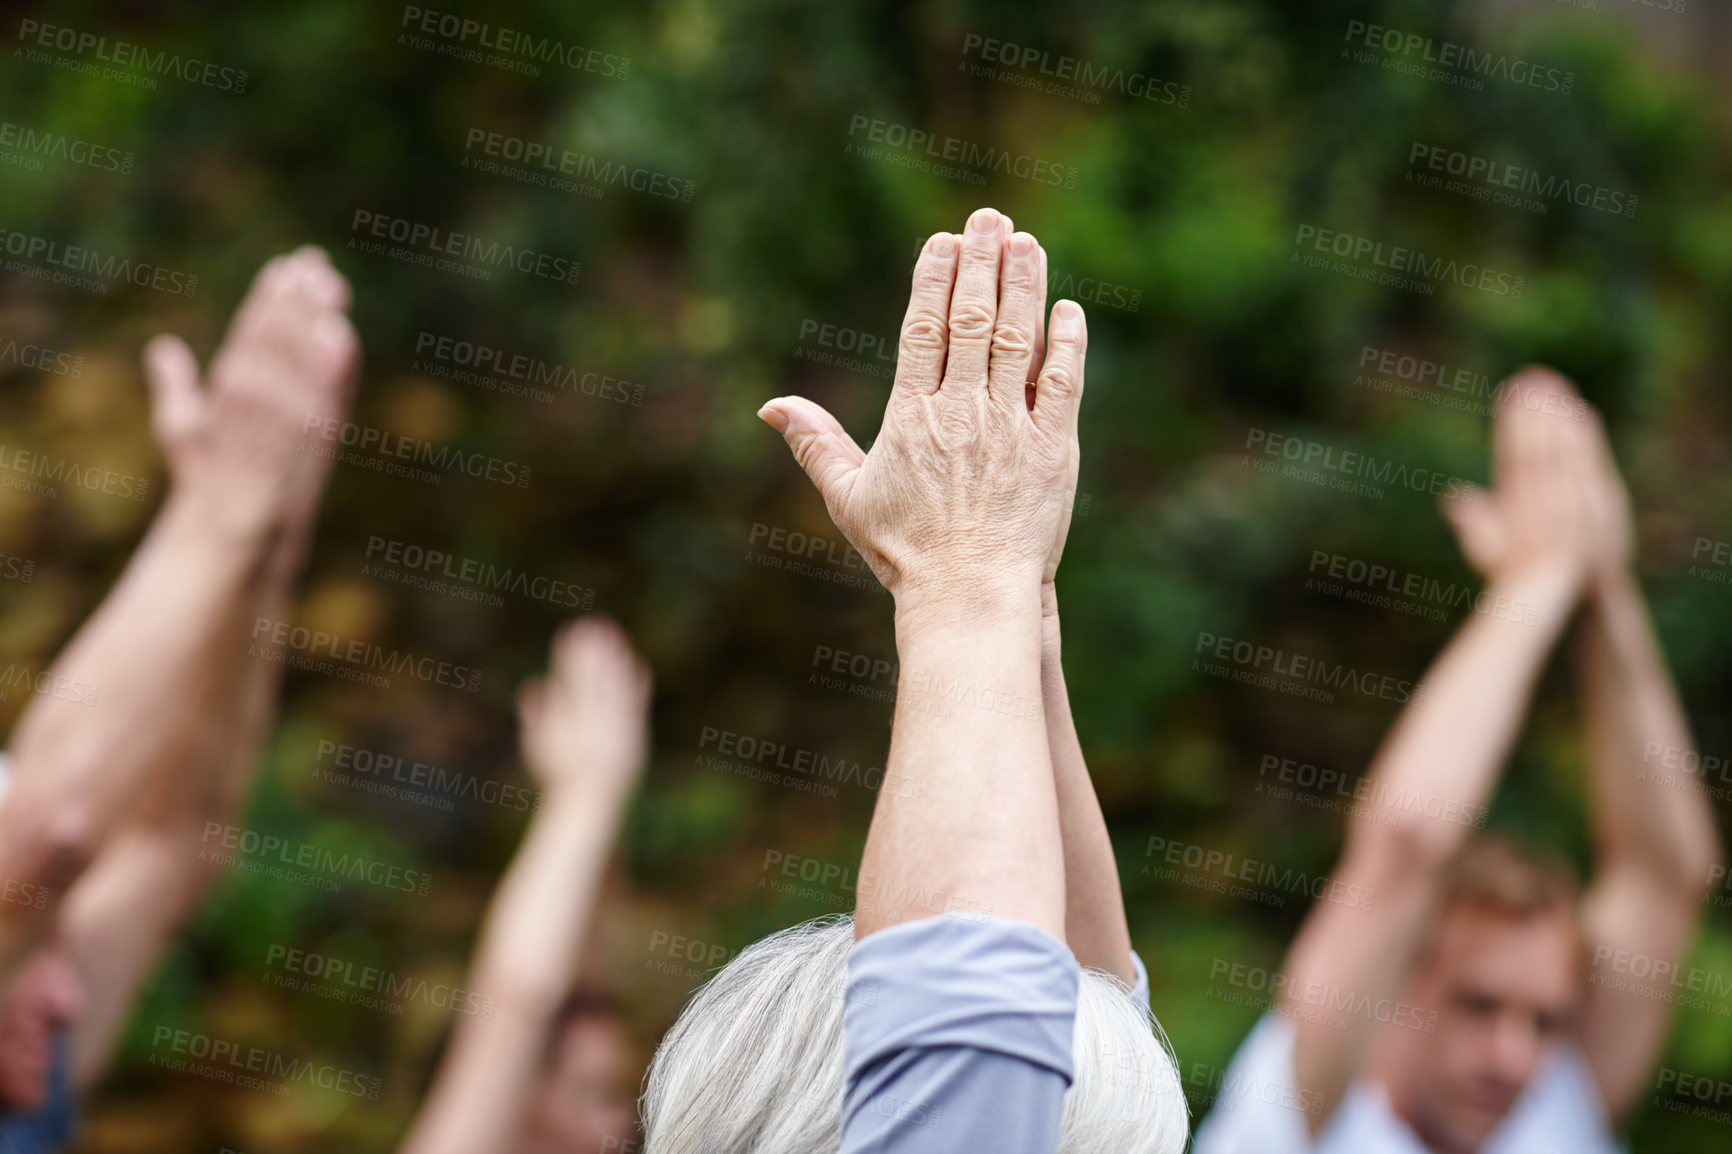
[524, 1013, 638, 1154]
[0, 942, 85, 1112]
[1396, 907, 1581, 1153]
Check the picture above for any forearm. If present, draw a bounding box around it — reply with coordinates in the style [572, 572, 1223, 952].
[857, 589, 1062, 940]
[1348, 563, 1580, 858]
[0, 489, 273, 959]
[400, 788, 621, 1154]
[1580, 569, 1721, 891]
[1041, 601, 1135, 983]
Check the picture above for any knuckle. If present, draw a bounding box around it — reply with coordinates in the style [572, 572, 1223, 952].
[948, 301, 996, 341]
[1040, 364, 1079, 395]
[900, 315, 948, 356]
[991, 322, 1033, 360]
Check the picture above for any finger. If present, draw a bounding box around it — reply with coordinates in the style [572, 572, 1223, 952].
[1029, 243, 1048, 404]
[758, 395, 866, 507]
[939, 207, 1007, 397]
[892, 233, 959, 401]
[143, 334, 204, 446]
[988, 231, 1043, 409]
[515, 678, 548, 732]
[1031, 300, 1086, 441]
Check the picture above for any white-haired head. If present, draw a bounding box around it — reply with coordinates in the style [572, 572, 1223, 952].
[640, 914, 1189, 1154]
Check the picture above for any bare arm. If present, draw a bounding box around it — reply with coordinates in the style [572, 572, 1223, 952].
[761, 208, 1085, 940]
[1041, 587, 1135, 984]
[0, 491, 270, 980]
[1281, 368, 1596, 1128]
[1571, 419, 1721, 1121]
[399, 618, 649, 1154]
[35, 248, 358, 1077]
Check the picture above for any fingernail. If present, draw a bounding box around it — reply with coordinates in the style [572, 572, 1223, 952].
[757, 402, 788, 433]
[1052, 300, 1082, 332]
[968, 208, 998, 234]
[928, 233, 956, 257]
[1008, 232, 1035, 257]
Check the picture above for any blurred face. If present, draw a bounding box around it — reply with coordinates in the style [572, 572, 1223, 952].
[1393, 907, 1581, 1154]
[523, 1014, 639, 1154]
[0, 942, 86, 1112]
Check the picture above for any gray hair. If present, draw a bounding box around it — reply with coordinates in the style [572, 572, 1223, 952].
[640, 915, 1189, 1154]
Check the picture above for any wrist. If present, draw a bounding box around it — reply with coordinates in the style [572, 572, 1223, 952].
[893, 570, 1043, 638]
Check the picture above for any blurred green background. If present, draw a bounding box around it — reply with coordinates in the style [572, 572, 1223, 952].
[2, 0, 1731, 1150]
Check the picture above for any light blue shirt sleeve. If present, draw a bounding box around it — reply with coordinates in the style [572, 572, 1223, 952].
[840, 914, 1079, 1154]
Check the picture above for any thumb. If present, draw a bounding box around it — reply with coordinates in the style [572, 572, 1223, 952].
[143, 334, 204, 447]
[758, 396, 866, 506]
[1441, 483, 1501, 568]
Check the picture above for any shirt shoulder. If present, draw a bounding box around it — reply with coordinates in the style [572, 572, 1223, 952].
[840, 914, 1079, 1154]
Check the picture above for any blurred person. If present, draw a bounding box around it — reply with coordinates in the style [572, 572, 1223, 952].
[0, 248, 359, 1149]
[1191, 369, 1722, 1154]
[640, 207, 1189, 1154]
[398, 616, 649, 1154]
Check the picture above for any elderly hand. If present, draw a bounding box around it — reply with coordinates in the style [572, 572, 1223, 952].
[759, 207, 1087, 628]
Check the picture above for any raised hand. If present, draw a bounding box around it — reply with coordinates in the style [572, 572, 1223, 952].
[759, 207, 1086, 628]
[516, 616, 652, 808]
[1442, 367, 1603, 595]
[143, 246, 358, 542]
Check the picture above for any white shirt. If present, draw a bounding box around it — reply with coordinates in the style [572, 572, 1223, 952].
[1191, 1015, 1624, 1154]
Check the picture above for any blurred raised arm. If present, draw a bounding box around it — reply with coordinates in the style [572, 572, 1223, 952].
[399, 617, 649, 1154]
[1279, 369, 1596, 1128]
[0, 249, 356, 992]
[1567, 402, 1721, 1123]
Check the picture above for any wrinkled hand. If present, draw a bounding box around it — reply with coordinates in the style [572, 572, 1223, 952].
[1442, 367, 1617, 591]
[517, 616, 652, 806]
[144, 246, 359, 539]
[760, 207, 1086, 625]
